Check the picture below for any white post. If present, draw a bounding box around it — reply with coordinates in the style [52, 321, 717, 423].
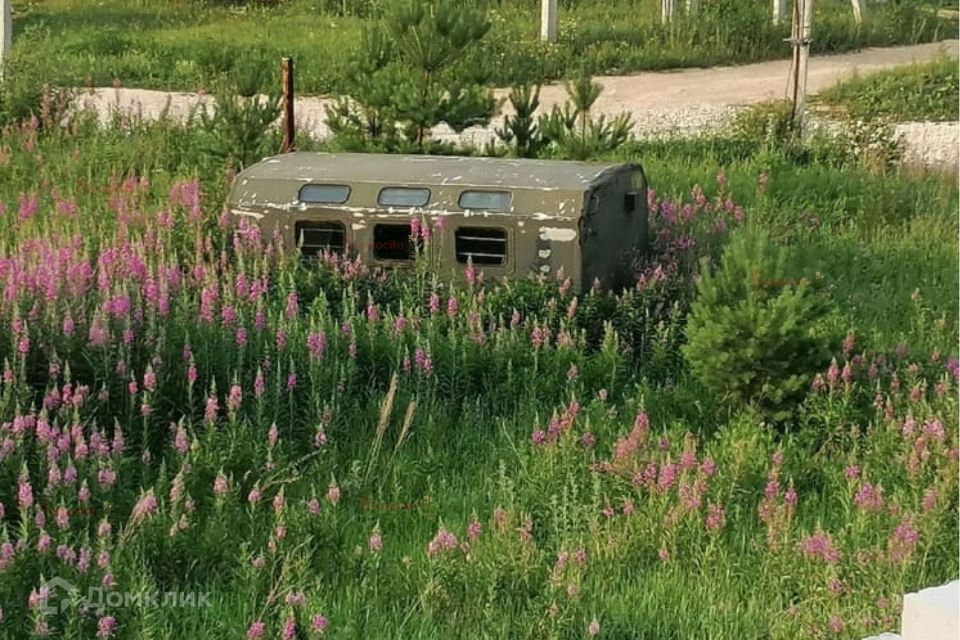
[662, 0, 676, 23]
[773, 0, 788, 24]
[793, 0, 814, 133]
[1, 0, 11, 69]
[540, 0, 557, 43]
[850, 0, 865, 24]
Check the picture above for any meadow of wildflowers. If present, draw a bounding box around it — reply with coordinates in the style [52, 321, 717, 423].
[0, 108, 956, 639]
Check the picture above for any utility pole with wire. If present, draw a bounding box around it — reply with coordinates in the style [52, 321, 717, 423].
[1, 0, 11, 70]
[773, 0, 788, 24]
[791, 0, 815, 133]
[540, 0, 557, 43]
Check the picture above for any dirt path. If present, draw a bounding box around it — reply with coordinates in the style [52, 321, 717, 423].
[78, 39, 958, 145]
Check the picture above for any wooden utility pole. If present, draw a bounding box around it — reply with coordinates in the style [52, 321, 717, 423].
[540, 0, 557, 43]
[850, 0, 865, 24]
[662, 0, 677, 23]
[773, 0, 788, 24]
[1, 0, 11, 73]
[792, 0, 815, 133]
[280, 57, 296, 153]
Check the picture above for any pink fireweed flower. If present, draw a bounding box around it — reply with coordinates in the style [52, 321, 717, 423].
[97, 616, 117, 638]
[174, 425, 189, 454]
[213, 472, 229, 497]
[921, 488, 939, 512]
[247, 621, 265, 640]
[287, 373, 298, 390]
[428, 292, 440, 315]
[55, 506, 70, 530]
[131, 490, 158, 524]
[700, 457, 717, 477]
[272, 490, 285, 513]
[827, 359, 841, 384]
[446, 296, 458, 318]
[828, 616, 845, 634]
[587, 618, 600, 636]
[312, 614, 328, 634]
[657, 463, 679, 492]
[308, 498, 321, 515]
[369, 531, 383, 553]
[36, 530, 52, 552]
[28, 585, 50, 610]
[307, 332, 327, 360]
[366, 304, 379, 323]
[705, 503, 726, 532]
[853, 482, 884, 512]
[285, 292, 299, 320]
[98, 467, 117, 489]
[227, 385, 243, 412]
[887, 517, 919, 564]
[658, 547, 670, 562]
[204, 396, 219, 423]
[922, 418, 945, 442]
[465, 261, 476, 286]
[253, 370, 265, 398]
[247, 487, 262, 505]
[17, 473, 33, 510]
[98, 520, 112, 539]
[467, 518, 482, 540]
[327, 483, 340, 505]
[844, 465, 860, 480]
[285, 591, 306, 606]
[799, 531, 841, 565]
[579, 432, 596, 448]
[427, 528, 459, 556]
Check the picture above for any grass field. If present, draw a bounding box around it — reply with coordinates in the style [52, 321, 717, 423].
[5, 0, 956, 96]
[816, 56, 960, 122]
[0, 97, 956, 638]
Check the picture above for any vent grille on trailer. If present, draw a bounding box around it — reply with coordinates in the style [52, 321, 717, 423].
[455, 227, 507, 266]
[295, 221, 346, 258]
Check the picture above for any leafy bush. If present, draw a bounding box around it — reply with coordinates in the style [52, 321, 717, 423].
[683, 228, 833, 422]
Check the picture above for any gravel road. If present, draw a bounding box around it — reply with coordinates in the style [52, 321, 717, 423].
[76, 39, 959, 168]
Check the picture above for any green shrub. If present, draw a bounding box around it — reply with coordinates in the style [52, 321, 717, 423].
[683, 228, 833, 422]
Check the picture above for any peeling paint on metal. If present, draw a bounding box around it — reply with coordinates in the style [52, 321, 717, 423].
[539, 227, 577, 242]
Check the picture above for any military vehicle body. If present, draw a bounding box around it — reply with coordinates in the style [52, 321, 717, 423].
[227, 152, 648, 292]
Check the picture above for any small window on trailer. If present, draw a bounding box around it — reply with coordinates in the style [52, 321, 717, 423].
[299, 184, 351, 204]
[295, 221, 346, 258]
[378, 187, 430, 208]
[455, 227, 507, 266]
[458, 190, 512, 211]
[373, 224, 419, 261]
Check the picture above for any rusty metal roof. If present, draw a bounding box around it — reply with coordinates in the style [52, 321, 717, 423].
[238, 152, 631, 191]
